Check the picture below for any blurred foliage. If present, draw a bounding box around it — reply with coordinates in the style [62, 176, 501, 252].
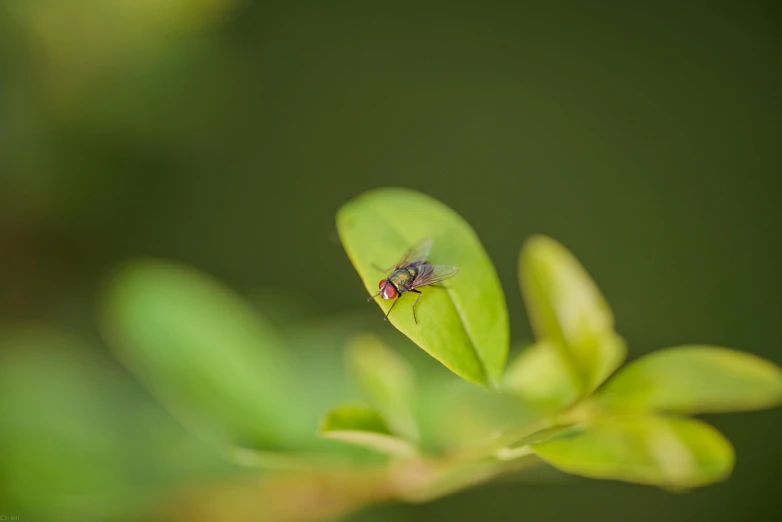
[319, 405, 419, 459]
[100, 259, 306, 451]
[1, 2, 782, 522]
[0, 326, 241, 521]
[5, 188, 780, 521]
[346, 333, 419, 442]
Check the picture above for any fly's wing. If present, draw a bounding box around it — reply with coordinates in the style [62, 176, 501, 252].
[395, 238, 433, 269]
[409, 264, 458, 289]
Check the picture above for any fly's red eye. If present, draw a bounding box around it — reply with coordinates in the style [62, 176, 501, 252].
[379, 279, 386, 289]
[383, 284, 397, 300]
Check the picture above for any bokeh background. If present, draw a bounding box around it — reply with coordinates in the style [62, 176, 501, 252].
[1, 1, 781, 521]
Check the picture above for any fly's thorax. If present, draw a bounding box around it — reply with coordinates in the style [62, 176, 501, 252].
[388, 266, 417, 292]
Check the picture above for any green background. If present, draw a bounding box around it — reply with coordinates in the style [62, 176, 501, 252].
[1, 1, 780, 521]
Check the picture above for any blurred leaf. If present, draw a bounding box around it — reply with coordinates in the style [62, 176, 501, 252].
[337, 188, 509, 388]
[0, 326, 235, 521]
[415, 375, 539, 454]
[531, 415, 734, 489]
[319, 406, 389, 434]
[502, 341, 579, 413]
[347, 333, 419, 441]
[592, 346, 782, 414]
[319, 406, 418, 458]
[100, 259, 307, 451]
[519, 235, 625, 394]
[276, 313, 422, 462]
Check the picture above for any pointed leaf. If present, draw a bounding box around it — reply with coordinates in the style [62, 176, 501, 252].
[347, 333, 419, 441]
[519, 235, 625, 394]
[337, 188, 508, 387]
[99, 260, 305, 451]
[593, 346, 782, 414]
[319, 406, 418, 458]
[531, 415, 734, 488]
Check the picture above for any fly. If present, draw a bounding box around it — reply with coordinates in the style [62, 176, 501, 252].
[367, 238, 458, 324]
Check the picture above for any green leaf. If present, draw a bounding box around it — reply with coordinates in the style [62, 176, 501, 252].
[347, 333, 419, 441]
[592, 345, 782, 414]
[519, 235, 625, 394]
[337, 188, 509, 387]
[319, 406, 419, 458]
[99, 259, 306, 451]
[531, 415, 734, 489]
[502, 341, 580, 413]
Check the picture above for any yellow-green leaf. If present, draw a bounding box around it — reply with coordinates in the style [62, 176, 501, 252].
[592, 345, 782, 414]
[531, 415, 734, 489]
[337, 188, 508, 388]
[347, 333, 418, 441]
[502, 341, 580, 413]
[519, 235, 625, 394]
[319, 406, 418, 458]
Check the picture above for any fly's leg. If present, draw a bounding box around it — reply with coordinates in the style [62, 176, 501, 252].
[367, 287, 384, 302]
[411, 289, 423, 324]
[372, 263, 395, 273]
[384, 296, 400, 321]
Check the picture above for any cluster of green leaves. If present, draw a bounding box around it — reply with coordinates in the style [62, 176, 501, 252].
[334, 188, 782, 491]
[98, 188, 782, 520]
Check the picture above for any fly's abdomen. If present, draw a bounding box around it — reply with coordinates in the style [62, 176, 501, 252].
[389, 266, 417, 292]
